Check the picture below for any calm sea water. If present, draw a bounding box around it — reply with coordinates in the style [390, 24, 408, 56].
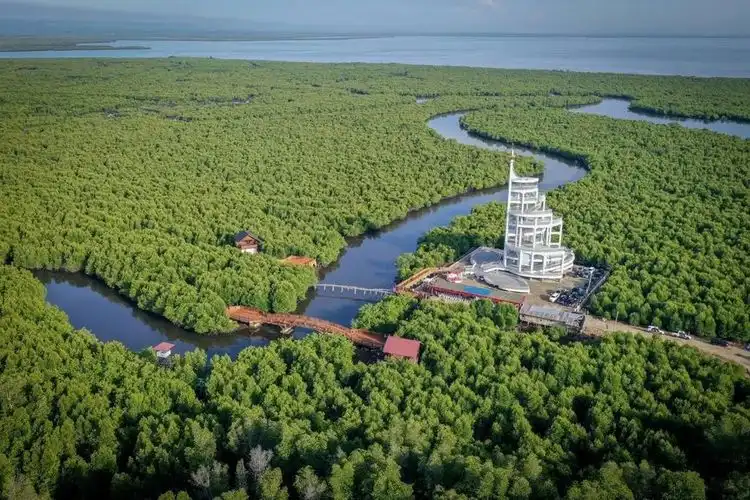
[2, 36, 750, 77]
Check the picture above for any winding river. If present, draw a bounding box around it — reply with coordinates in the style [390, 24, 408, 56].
[36, 98, 748, 357]
[571, 98, 750, 139]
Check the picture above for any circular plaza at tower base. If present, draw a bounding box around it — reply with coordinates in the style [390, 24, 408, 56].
[469, 248, 531, 293]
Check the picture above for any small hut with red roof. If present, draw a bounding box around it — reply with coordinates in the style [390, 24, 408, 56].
[153, 342, 175, 360]
[382, 336, 421, 363]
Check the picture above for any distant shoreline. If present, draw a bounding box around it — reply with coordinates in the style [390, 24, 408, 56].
[2, 32, 749, 53]
[0, 34, 400, 52]
[0, 46, 150, 52]
[0, 37, 149, 52]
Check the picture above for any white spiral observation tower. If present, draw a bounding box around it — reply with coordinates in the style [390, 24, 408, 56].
[502, 152, 574, 280]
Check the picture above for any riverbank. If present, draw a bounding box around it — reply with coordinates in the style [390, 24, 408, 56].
[3, 60, 748, 358]
[34, 97, 750, 358]
[34, 108, 580, 356]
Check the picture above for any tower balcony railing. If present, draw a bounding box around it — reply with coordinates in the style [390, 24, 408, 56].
[510, 184, 539, 194]
[512, 218, 557, 229]
[508, 208, 553, 218]
[508, 195, 541, 205]
[511, 174, 540, 184]
[505, 243, 570, 255]
[562, 249, 575, 268]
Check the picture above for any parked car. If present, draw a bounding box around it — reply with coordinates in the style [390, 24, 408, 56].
[711, 338, 730, 347]
[676, 330, 692, 340]
[646, 325, 664, 334]
[549, 291, 561, 303]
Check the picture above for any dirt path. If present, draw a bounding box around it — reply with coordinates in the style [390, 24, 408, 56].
[584, 316, 750, 374]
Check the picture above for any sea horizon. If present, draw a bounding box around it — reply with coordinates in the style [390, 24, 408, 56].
[2, 35, 749, 77]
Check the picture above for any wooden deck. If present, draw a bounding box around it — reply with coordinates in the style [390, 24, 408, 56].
[226, 306, 386, 349]
[394, 267, 441, 293]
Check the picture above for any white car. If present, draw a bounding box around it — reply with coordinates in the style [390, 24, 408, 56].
[549, 291, 561, 303]
[677, 331, 692, 340]
[647, 325, 665, 335]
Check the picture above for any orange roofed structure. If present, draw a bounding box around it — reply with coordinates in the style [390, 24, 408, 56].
[281, 256, 318, 268]
[383, 336, 421, 363]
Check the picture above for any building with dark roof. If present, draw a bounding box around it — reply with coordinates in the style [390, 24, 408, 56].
[519, 304, 586, 332]
[234, 231, 263, 254]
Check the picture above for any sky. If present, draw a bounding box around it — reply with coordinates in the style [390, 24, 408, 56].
[5, 0, 750, 36]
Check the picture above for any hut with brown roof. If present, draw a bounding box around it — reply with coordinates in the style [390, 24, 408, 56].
[234, 231, 263, 254]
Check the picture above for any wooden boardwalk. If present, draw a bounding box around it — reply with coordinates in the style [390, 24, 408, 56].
[394, 267, 442, 293]
[226, 306, 386, 349]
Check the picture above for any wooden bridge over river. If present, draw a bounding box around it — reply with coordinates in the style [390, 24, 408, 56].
[313, 284, 394, 301]
[226, 306, 386, 349]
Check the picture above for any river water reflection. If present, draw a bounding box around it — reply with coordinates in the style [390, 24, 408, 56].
[35, 271, 281, 357]
[37, 99, 746, 356]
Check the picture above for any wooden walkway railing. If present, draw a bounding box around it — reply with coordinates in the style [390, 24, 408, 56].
[313, 284, 394, 301]
[226, 306, 386, 349]
[394, 267, 441, 293]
